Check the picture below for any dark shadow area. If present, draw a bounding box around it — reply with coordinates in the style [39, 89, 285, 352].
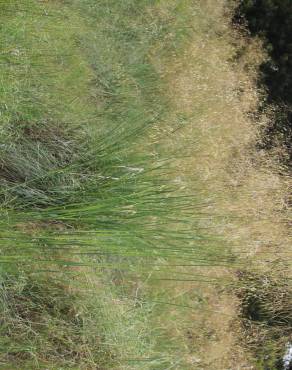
[234, 0, 292, 166]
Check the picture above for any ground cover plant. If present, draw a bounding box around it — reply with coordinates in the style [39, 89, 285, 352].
[0, 0, 291, 369]
[0, 1, 230, 368]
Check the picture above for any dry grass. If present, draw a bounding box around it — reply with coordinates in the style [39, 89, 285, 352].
[151, 0, 291, 368]
[0, 0, 290, 368]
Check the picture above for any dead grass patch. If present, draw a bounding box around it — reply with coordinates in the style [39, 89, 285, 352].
[154, 0, 291, 368]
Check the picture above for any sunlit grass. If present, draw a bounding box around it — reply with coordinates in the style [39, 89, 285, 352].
[0, 1, 290, 369]
[0, 1, 232, 368]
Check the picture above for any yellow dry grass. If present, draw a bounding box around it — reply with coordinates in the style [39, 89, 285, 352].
[152, 0, 291, 368]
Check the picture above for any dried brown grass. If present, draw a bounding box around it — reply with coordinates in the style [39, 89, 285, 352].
[152, 0, 291, 368]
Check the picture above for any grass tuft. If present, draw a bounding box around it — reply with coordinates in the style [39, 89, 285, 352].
[236, 270, 292, 369]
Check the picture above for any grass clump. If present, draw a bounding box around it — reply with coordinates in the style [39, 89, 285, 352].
[0, 267, 158, 369]
[0, 1, 223, 368]
[235, 270, 292, 369]
[0, 0, 224, 263]
[0, 271, 109, 369]
[0, 0, 289, 368]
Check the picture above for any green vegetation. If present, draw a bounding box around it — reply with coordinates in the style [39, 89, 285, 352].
[0, 1, 228, 368]
[0, 267, 161, 369]
[0, 0, 213, 261]
[0, 0, 290, 369]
